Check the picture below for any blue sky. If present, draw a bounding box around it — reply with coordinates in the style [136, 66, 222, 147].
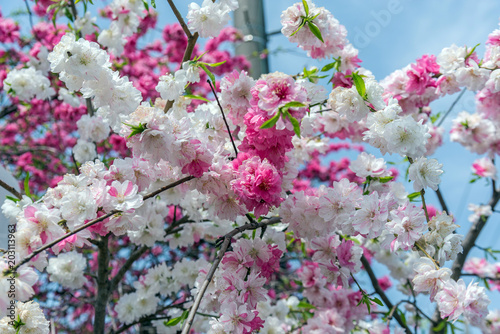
[2, 0, 500, 330]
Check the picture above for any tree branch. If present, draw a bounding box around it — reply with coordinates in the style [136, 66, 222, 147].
[360, 255, 414, 333]
[94, 234, 111, 334]
[9, 175, 195, 273]
[181, 216, 282, 334]
[0, 178, 22, 200]
[109, 245, 149, 292]
[166, 0, 192, 38]
[434, 187, 449, 214]
[431, 182, 500, 333]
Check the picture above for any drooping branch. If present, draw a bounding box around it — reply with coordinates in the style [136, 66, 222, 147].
[360, 255, 414, 333]
[180, 216, 282, 334]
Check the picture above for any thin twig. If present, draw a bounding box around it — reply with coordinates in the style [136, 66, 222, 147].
[207, 79, 238, 158]
[436, 88, 466, 127]
[9, 176, 195, 273]
[181, 217, 282, 334]
[0, 179, 22, 200]
[434, 187, 449, 214]
[420, 189, 430, 222]
[23, 0, 34, 32]
[164, 0, 199, 113]
[109, 245, 149, 291]
[166, 0, 193, 38]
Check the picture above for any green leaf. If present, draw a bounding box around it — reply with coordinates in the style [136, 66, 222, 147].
[150, 0, 156, 8]
[260, 112, 281, 129]
[122, 122, 148, 138]
[297, 301, 316, 309]
[206, 61, 227, 67]
[352, 72, 366, 98]
[407, 192, 420, 200]
[184, 94, 210, 102]
[286, 113, 301, 138]
[371, 297, 384, 307]
[433, 321, 447, 332]
[378, 176, 394, 183]
[430, 112, 441, 124]
[302, 0, 309, 15]
[465, 43, 480, 60]
[200, 64, 215, 84]
[289, 19, 306, 37]
[5, 196, 20, 203]
[307, 21, 324, 43]
[283, 101, 306, 109]
[64, 7, 74, 22]
[24, 173, 32, 200]
[142, 0, 149, 11]
[484, 278, 491, 290]
[321, 62, 336, 72]
[397, 309, 407, 326]
[164, 310, 188, 327]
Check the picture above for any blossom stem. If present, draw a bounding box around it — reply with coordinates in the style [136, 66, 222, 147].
[436, 88, 466, 127]
[181, 217, 282, 334]
[207, 79, 239, 158]
[415, 242, 440, 270]
[0, 178, 22, 200]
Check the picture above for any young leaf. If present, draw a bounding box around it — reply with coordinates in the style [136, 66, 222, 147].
[150, 0, 156, 8]
[465, 43, 480, 60]
[184, 94, 210, 102]
[123, 122, 148, 138]
[164, 316, 183, 327]
[302, 0, 309, 16]
[5, 196, 20, 203]
[321, 62, 336, 72]
[352, 72, 366, 98]
[290, 20, 306, 37]
[307, 21, 324, 43]
[206, 60, 227, 67]
[297, 300, 316, 309]
[260, 112, 281, 129]
[200, 64, 215, 84]
[283, 101, 306, 109]
[407, 192, 420, 200]
[24, 172, 32, 200]
[371, 297, 384, 307]
[286, 113, 301, 138]
[164, 310, 188, 327]
[378, 176, 394, 183]
[433, 321, 447, 332]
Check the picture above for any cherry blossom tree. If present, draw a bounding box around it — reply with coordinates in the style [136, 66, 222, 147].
[1, 0, 500, 333]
